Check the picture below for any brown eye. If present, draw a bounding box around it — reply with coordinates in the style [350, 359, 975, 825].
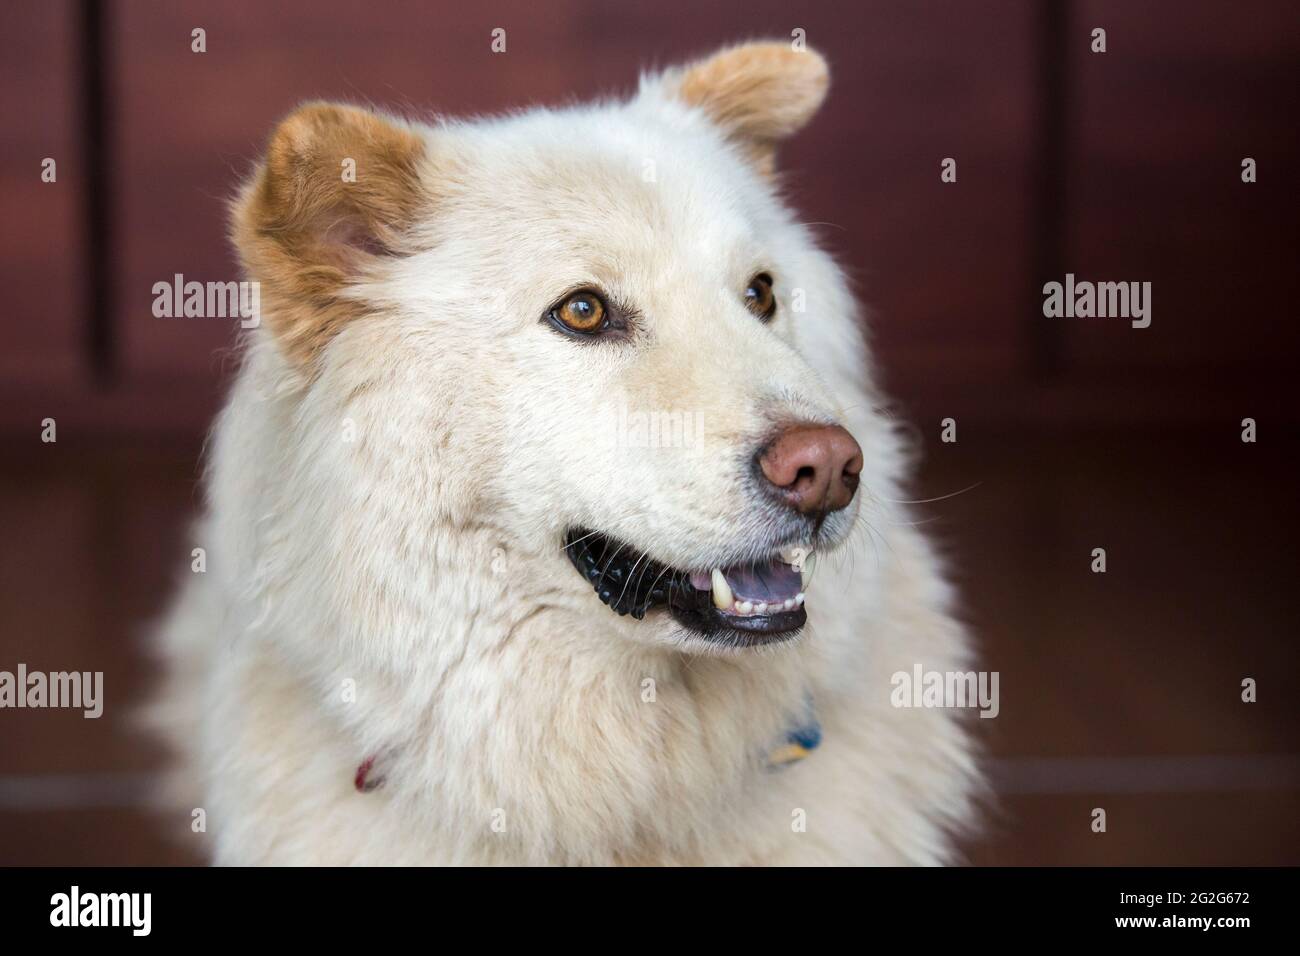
[552, 291, 607, 334]
[744, 273, 776, 321]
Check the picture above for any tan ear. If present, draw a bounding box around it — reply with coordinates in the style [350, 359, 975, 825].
[668, 42, 829, 174]
[232, 102, 430, 363]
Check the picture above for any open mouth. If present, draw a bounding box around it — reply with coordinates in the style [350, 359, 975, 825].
[564, 528, 813, 645]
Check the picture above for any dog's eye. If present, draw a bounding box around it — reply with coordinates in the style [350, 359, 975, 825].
[550, 291, 608, 334]
[744, 273, 776, 321]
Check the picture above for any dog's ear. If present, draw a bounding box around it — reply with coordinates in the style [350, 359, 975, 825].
[664, 42, 829, 175]
[232, 102, 431, 364]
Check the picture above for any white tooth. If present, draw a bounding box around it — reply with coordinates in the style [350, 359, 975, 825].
[781, 544, 812, 566]
[795, 592, 806, 606]
[711, 569, 733, 611]
[755, 602, 768, 614]
[800, 552, 816, 590]
[783, 599, 795, 611]
[738, 601, 753, 614]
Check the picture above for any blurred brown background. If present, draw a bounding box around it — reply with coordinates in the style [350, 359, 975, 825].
[1, 0, 1297, 865]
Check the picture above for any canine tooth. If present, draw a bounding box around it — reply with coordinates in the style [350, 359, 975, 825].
[783, 598, 795, 611]
[781, 545, 811, 566]
[738, 601, 753, 614]
[800, 552, 816, 590]
[794, 592, 805, 606]
[710, 569, 733, 611]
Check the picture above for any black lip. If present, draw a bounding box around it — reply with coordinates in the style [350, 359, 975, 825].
[564, 528, 807, 645]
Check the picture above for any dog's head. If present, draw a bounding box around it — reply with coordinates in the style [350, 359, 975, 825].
[233, 42, 894, 653]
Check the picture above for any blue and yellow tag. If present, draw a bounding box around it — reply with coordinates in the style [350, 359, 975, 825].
[766, 706, 822, 769]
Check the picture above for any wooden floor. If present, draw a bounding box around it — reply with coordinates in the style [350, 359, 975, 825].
[1, 427, 1296, 865]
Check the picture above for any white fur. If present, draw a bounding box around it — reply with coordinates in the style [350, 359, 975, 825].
[148, 67, 980, 865]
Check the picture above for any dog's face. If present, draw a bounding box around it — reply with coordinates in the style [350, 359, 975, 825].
[235, 43, 884, 653]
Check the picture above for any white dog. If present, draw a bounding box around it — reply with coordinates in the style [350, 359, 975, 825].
[148, 41, 980, 865]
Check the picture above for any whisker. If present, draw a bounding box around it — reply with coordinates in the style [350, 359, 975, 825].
[881, 482, 982, 506]
[596, 542, 627, 589]
[645, 562, 673, 599]
[886, 515, 944, 528]
[562, 529, 604, 551]
[615, 550, 650, 609]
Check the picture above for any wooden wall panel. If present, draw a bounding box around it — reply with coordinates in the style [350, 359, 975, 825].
[1064, 1, 1300, 382]
[0, 1, 83, 390]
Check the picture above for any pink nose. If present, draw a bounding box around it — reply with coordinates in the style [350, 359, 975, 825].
[758, 424, 863, 516]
